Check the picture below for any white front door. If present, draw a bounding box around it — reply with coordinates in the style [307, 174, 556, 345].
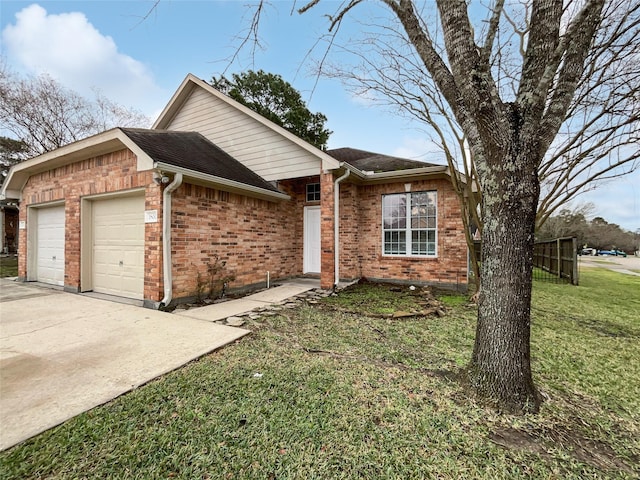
[36, 205, 65, 286]
[303, 206, 321, 274]
[92, 195, 145, 299]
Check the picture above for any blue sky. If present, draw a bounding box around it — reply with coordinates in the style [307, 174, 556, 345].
[1, 1, 638, 232]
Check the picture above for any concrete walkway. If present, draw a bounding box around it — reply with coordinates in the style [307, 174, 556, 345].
[175, 277, 321, 322]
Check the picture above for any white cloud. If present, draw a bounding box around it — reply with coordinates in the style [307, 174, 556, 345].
[2, 4, 165, 117]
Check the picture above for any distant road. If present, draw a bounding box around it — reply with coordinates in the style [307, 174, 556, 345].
[579, 254, 640, 277]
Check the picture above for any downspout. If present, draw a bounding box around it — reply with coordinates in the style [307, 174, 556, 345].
[334, 168, 350, 288]
[159, 172, 183, 308]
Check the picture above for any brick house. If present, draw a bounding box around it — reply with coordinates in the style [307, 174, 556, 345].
[0, 74, 468, 308]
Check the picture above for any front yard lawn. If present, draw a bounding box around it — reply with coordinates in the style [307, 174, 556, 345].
[1, 269, 638, 479]
[0, 256, 18, 278]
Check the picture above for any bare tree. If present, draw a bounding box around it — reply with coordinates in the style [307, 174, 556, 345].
[536, 1, 639, 226]
[0, 67, 150, 157]
[283, 0, 637, 413]
[142, 0, 637, 413]
[0, 136, 28, 186]
[309, 1, 638, 292]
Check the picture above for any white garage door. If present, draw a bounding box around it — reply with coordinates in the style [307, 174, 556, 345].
[36, 205, 65, 286]
[92, 196, 145, 300]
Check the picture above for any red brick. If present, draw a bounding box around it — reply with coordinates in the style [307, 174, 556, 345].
[19, 149, 162, 301]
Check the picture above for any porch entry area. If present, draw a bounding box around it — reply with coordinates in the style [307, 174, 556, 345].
[303, 206, 321, 274]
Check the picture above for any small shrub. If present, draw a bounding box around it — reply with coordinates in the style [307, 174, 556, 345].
[194, 255, 236, 302]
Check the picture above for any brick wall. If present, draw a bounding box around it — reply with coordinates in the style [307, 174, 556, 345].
[19, 149, 163, 300]
[18, 149, 468, 303]
[322, 173, 467, 291]
[354, 179, 468, 290]
[320, 172, 335, 289]
[169, 178, 309, 301]
[338, 182, 360, 280]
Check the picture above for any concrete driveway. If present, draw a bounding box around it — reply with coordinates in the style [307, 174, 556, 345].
[0, 279, 249, 451]
[579, 254, 640, 276]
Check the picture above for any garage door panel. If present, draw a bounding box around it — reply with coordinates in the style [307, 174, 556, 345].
[122, 247, 144, 266]
[36, 206, 65, 286]
[92, 196, 144, 300]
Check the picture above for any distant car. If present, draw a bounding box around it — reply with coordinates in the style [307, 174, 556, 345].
[598, 249, 627, 257]
[580, 248, 595, 255]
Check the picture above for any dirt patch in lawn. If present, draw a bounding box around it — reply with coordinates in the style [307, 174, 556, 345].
[321, 279, 471, 318]
[490, 425, 638, 475]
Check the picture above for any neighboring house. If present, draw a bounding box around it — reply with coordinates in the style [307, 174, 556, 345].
[0, 200, 19, 254]
[0, 74, 468, 308]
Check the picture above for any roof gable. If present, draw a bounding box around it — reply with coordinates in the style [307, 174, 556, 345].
[152, 74, 340, 181]
[0, 129, 155, 200]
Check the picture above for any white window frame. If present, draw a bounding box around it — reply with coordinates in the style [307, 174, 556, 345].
[381, 191, 437, 257]
[306, 183, 321, 202]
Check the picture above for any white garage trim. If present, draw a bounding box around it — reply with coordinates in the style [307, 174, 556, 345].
[81, 190, 145, 300]
[27, 203, 66, 286]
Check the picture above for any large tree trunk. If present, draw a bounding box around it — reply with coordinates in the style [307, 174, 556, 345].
[470, 141, 542, 413]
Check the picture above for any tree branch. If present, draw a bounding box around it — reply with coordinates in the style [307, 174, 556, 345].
[480, 0, 505, 65]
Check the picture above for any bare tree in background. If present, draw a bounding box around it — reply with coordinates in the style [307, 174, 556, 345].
[0, 136, 28, 187]
[0, 67, 150, 157]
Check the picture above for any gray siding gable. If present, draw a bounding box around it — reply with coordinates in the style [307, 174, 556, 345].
[153, 75, 340, 181]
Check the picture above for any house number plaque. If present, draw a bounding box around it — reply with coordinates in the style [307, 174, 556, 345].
[144, 210, 158, 223]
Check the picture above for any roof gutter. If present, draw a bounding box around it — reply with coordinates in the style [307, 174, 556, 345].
[159, 172, 183, 309]
[334, 166, 350, 288]
[359, 165, 449, 180]
[332, 162, 449, 183]
[154, 162, 290, 201]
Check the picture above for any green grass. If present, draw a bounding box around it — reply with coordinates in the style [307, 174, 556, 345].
[0, 256, 18, 277]
[1, 269, 638, 479]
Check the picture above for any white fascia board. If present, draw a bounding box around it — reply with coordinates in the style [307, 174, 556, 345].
[0, 189, 21, 200]
[151, 75, 195, 129]
[362, 165, 450, 180]
[334, 162, 450, 183]
[0, 129, 155, 200]
[154, 162, 291, 202]
[153, 74, 341, 170]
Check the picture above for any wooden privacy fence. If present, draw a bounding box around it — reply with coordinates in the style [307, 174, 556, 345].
[533, 237, 578, 285]
[471, 237, 579, 285]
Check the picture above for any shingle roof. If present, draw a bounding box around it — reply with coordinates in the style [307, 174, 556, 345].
[326, 147, 439, 172]
[121, 128, 280, 193]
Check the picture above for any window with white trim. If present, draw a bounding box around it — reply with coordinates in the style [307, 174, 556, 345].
[382, 191, 437, 256]
[306, 183, 320, 202]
